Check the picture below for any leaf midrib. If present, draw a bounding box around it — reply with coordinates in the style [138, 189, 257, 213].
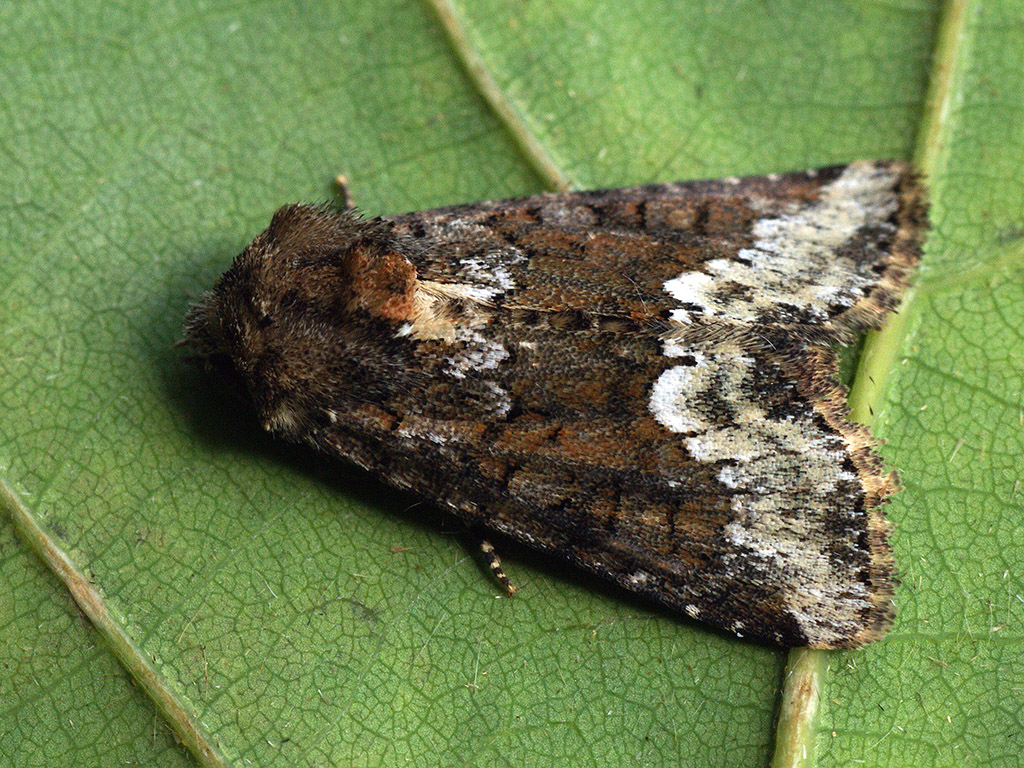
[0, 478, 227, 767]
[774, 0, 980, 765]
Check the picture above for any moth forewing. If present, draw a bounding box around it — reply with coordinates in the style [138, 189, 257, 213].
[185, 160, 924, 648]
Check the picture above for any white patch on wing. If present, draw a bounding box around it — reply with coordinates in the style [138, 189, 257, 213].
[717, 466, 739, 489]
[650, 364, 714, 433]
[399, 248, 519, 412]
[459, 257, 517, 293]
[650, 340, 870, 644]
[663, 162, 899, 324]
[445, 332, 509, 379]
[397, 420, 449, 445]
[437, 217, 490, 240]
[405, 241, 522, 345]
[627, 571, 652, 588]
[481, 380, 512, 417]
[649, 164, 902, 644]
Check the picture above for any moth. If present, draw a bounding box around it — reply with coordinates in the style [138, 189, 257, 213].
[184, 161, 925, 648]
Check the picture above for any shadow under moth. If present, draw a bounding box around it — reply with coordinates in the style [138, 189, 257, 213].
[184, 161, 925, 648]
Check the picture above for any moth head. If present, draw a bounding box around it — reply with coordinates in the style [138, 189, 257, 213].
[182, 203, 418, 436]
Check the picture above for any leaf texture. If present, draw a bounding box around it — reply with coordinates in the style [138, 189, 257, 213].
[1, 0, 1020, 766]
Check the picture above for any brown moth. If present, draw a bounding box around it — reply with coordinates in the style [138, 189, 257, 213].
[184, 161, 925, 648]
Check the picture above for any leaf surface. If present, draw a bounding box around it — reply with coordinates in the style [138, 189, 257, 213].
[817, 1, 1024, 764]
[1, 1, 1020, 766]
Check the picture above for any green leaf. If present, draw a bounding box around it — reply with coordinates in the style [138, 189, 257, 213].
[815, 2, 1024, 764]
[0, 512, 194, 767]
[1, 0, 1021, 766]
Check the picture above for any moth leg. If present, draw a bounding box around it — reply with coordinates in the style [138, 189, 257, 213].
[480, 539, 518, 596]
[335, 174, 356, 211]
